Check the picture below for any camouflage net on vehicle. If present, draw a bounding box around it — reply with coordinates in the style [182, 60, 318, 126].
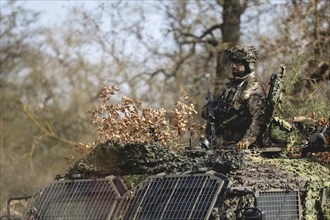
[219, 157, 330, 220]
[67, 140, 246, 177]
[258, 158, 330, 220]
[67, 140, 329, 219]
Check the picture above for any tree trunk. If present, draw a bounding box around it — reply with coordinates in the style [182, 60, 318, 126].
[214, 0, 243, 96]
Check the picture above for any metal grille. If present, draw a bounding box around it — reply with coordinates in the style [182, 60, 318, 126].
[321, 187, 330, 211]
[119, 173, 225, 220]
[256, 190, 301, 220]
[26, 176, 125, 220]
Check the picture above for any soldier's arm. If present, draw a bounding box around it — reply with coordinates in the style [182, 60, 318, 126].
[242, 84, 267, 144]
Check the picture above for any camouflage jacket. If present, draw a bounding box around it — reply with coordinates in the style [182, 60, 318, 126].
[204, 73, 266, 145]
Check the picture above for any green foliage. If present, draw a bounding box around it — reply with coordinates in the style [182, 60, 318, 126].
[284, 55, 309, 95]
[270, 124, 290, 144]
[269, 54, 329, 150]
[276, 55, 306, 118]
[278, 54, 329, 119]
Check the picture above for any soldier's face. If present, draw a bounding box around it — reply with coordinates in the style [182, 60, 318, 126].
[230, 61, 245, 76]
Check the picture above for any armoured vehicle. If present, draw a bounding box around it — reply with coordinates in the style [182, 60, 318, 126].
[1, 140, 329, 220]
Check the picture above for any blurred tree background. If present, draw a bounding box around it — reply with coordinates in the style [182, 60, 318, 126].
[0, 0, 329, 212]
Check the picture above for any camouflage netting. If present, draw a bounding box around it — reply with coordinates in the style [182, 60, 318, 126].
[229, 159, 307, 191]
[68, 141, 189, 177]
[67, 141, 329, 219]
[258, 158, 330, 220]
[67, 140, 246, 177]
[220, 157, 330, 220]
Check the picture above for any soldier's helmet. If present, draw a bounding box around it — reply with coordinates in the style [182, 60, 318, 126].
[227, 45, 259, 63]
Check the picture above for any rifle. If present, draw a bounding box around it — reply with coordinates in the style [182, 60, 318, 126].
[205, 89, 216, 149]
[203, 89, 243, 149]
[263, 65, 286, 143]
[267, 65, 285, 117]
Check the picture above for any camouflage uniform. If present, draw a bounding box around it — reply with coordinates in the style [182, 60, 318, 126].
[213, 73, 266, 145]
[202, 45, 267, 148]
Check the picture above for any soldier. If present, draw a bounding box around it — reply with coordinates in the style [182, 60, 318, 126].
[202, 45, 267, 149]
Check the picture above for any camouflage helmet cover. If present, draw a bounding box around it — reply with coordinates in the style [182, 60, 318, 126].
[227, 45, 259, 63]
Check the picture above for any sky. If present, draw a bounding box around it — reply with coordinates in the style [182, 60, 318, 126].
[17, 0, 99, 25]
[11, 0, 165, 43]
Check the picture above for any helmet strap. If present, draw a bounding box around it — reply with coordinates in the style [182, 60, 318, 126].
[248, 63, 255, 71]
[243, 62, 255, 74]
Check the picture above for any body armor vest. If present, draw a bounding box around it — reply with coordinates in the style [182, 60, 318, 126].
[213, 73, 265, 143]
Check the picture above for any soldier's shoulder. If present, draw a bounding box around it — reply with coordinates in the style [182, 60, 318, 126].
[243, 80, 265, 100]
[245, 80, 260, 92]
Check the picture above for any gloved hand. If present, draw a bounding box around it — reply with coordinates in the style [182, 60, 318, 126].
[237, 139, 250, 149]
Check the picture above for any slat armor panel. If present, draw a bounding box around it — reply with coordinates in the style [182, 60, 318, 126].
[27, 177, 123, 220]
[119, 173, 225, 220]
[26, 173, 226, 220]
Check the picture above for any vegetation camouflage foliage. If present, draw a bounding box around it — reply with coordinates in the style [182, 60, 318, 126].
[75, 85, 204, 157]
[280, 55, 329, 119]
[267, 55, 329, 150]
